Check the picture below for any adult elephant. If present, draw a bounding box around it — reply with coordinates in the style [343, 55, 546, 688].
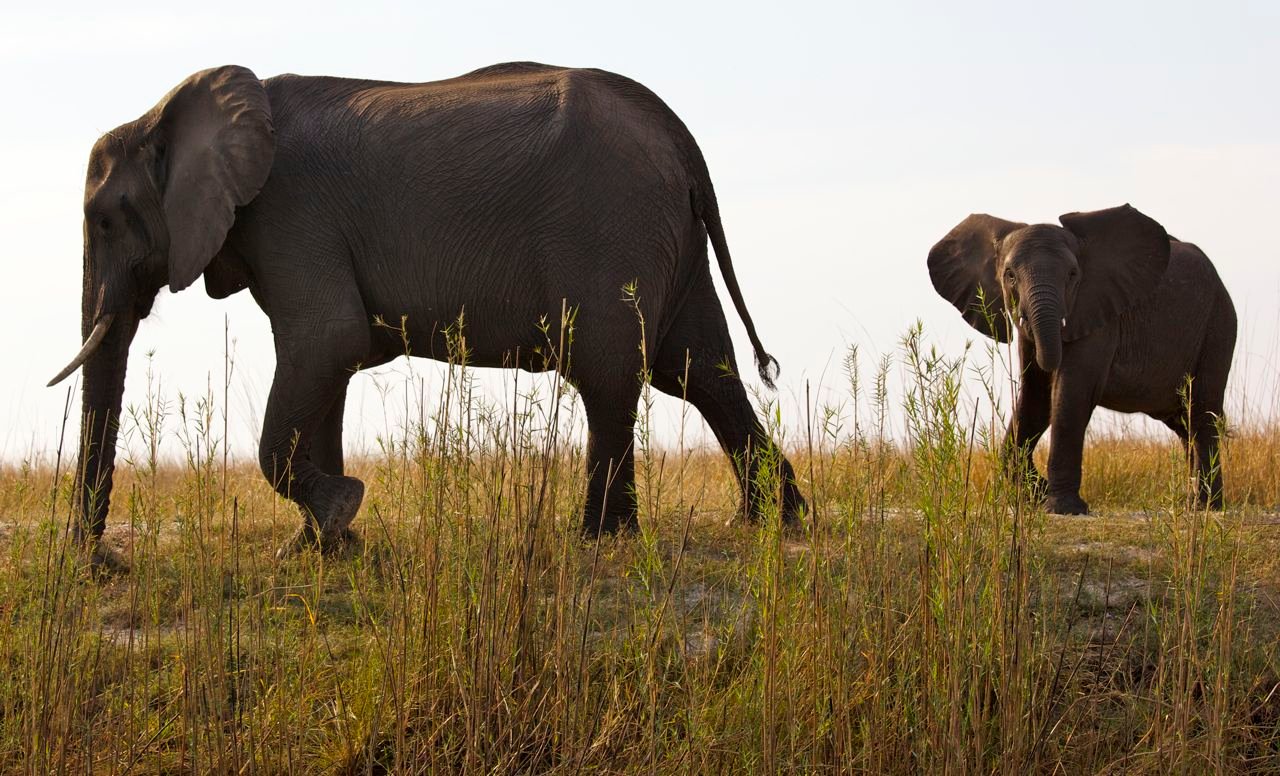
[50, 62, 807, 562]
[928, 205, 1236, 514]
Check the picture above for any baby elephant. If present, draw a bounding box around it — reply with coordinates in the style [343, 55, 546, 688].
[929, 204, 1236, 514]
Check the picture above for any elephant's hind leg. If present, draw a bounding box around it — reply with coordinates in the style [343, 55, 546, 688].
[650, 286, 806, 526]
[651, 360, 805, 526]
[1189, 413, 1226, 509]
[1185, 390, 1229, 510]
[261, 347, 365, 558]
[1187, 307, 1235, 510]
[579, 379, 643, 536]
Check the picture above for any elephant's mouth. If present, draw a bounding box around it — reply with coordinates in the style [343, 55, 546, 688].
[1011, 308, 1030, 336]
[1014, 313, 1067, 335]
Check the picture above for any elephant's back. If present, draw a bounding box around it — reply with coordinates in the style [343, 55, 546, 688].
[1101, 239, 1234, 413]
[260, 65, 698, 237]
[1157, 241, 1233, 316]
[260, 66, 696, 221]
[261, 68, 572, 140]
[262, 65, 689, 152]
[1124, 240, 1231, 348]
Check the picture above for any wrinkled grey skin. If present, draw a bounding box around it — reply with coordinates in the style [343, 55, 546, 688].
[929, 205, 1237, 514]
[54, 63, 807, 560]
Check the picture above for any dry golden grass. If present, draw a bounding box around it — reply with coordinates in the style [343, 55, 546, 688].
[1, 332, 1278, 774]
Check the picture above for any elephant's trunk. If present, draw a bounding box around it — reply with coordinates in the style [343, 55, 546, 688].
[70, 278, 140, 542]
[1027, 283, 1063, 372]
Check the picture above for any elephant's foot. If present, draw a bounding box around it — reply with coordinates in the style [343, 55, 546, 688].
[781, 483, 809, 528]
[728, 480, 809, 528]
[276, 523, 362, 559]
[81, 539, 130, 578]
[1003, 461, 1048, 504]
[1045, 492, 1089, 516]
[580, 508, 639, 539]
[1196, 490, 1226, 511]
[1026, 474, 1049, 504]
[276, 476, 365, 559]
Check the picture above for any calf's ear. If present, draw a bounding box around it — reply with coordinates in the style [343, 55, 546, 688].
[928, 214, 1025, 342]
[1058, 204, 1170, 341]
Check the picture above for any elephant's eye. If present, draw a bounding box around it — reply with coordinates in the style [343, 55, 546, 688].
[1004, 269, 1015, 283]
[97, 217, 112, 234]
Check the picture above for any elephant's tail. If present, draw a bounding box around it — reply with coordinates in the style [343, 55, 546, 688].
[690, 154, 781, 390]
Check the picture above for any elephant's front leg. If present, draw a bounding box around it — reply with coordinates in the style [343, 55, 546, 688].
[1043, 372, 1097, 515]
[261, 352, 364, 559]
[1003, 347, 1052, 501]
[311, 381, 349, 477]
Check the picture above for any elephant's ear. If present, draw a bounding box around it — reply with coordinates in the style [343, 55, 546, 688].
[927, 214, 1025, 342]
[1058, 204, 1170, 342]
[151, 66, 274, 293]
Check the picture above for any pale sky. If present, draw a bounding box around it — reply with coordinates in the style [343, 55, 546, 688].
[2, 1, 1278, 462]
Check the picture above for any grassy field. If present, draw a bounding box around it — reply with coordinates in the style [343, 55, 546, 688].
[2, 333, 1279, 774]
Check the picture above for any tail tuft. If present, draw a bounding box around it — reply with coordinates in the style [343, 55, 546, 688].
[687, 131, 779, 394]
[756, 353, 780, 391]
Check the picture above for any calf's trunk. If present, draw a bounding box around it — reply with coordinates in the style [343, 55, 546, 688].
[1027, 284, 1063, 373]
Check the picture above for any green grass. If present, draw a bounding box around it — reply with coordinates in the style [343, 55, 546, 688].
[1, 328, 1278, 774]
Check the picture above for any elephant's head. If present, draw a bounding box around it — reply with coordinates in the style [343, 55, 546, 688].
[927, 204, 1171, 372]
[48, 65, 274, 538]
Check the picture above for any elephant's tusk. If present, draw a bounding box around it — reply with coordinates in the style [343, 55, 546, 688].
[1062, 318, 1067, 328]
[47, 314, 115, 387]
